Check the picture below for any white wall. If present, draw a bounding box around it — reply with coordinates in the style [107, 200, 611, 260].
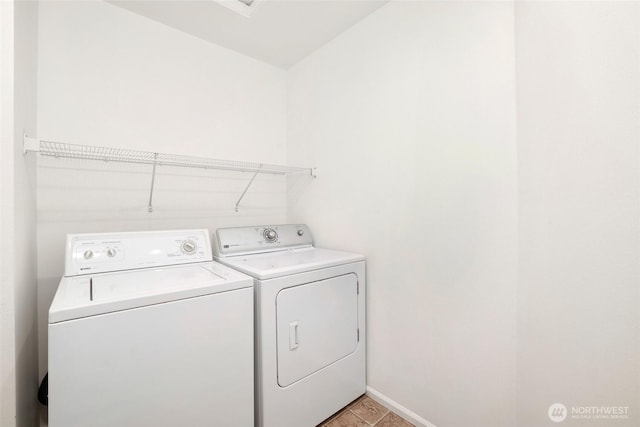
[0, 2, 17, 424]
[36, 0, 291, 411]
[287, 2, 518, 426]
[14, 2, 39, 425]
[1, 1, 39, 426]
[515, 2, 640, 426]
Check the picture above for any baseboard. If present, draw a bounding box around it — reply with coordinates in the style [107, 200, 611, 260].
[365, 386, 437, 427]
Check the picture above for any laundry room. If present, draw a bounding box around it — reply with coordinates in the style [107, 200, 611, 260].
[1, 1, 639, 427]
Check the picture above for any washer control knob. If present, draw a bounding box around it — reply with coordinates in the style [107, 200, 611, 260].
[83, 250, 94, 260]
[181, 240, 197, 254]
[297, 229, 304, 236]
[106, 248, 117, 257]
[263, 228, 278, 242]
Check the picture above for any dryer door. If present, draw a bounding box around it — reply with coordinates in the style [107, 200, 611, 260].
[276, 273, 359, 387]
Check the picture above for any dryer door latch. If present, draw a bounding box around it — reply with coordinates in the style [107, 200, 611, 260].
[289, 321, 300, 351]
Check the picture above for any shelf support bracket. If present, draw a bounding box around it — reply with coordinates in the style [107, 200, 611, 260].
[23, 133, 40, 154]
[235, 165, 263, 213]
[147, 153, 159, 213]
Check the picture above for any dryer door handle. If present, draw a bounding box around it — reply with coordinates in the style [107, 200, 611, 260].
[289, 321, 299, 351]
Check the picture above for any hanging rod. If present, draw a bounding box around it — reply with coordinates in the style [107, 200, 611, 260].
[24, 135, 316, 212]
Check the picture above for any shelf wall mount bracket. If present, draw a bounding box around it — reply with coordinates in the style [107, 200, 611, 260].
[147, 153, 159, 213]
[23, 133, 40, 154]
[235, 164, 263, 213]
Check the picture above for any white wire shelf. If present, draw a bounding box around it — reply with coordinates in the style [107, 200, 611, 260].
[24, 136, 316, 212]
[33, 140, 313, 176]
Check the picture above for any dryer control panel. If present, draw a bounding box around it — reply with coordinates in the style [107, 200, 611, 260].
[212, 224, 313, 257]
[65, 229, 212, 276]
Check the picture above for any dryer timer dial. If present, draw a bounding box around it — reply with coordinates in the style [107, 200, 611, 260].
[263, 228, 278, 242]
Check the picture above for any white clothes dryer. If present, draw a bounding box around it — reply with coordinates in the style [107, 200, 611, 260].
[212, 224, 366, 427]
[48, 229, 254, 427]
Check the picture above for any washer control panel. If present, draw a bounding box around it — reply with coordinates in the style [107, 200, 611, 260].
[65, 229, 212, 276]
[213, 224, 313, 257]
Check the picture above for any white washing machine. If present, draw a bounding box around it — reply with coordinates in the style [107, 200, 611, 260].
[212, 224, 366, 427]
[48, 229, 254, 427]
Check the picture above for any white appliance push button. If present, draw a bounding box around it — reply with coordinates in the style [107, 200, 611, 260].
[181, 239, 198, 255]
[263, 228, 278, 242]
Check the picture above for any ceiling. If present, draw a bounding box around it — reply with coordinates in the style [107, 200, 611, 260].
[108, 0, 389, 69]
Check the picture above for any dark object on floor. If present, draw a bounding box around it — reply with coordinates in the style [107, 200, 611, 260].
[38, 373, 48, 406]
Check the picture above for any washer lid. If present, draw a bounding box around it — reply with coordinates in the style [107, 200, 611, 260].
[49, 262, 252, 323]
[215, 247, 364, 280]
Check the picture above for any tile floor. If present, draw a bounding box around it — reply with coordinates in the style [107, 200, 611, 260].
[318, 395, 415, 427]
